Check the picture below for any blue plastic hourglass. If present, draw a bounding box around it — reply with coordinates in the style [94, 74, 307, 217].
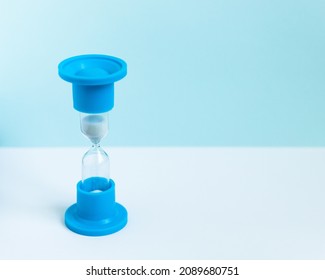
[58, 54, 128, 236]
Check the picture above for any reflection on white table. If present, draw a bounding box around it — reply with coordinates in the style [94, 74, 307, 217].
[0, 147, 324, 259]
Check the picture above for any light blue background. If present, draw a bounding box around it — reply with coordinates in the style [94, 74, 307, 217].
[0, 0, 324, 147]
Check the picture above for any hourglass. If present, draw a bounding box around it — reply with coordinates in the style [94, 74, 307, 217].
[58, 54, 128, 236]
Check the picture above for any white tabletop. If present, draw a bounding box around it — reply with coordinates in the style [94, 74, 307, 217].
[0, 147, 324, 260]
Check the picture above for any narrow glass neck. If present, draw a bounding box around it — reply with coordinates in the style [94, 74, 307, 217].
[91, 143, 101, 148]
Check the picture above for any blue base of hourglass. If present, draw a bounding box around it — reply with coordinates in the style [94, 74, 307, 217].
[65, 178, 128, 236]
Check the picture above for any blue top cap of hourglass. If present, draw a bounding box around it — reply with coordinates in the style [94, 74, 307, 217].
[58, 54, 127, 114]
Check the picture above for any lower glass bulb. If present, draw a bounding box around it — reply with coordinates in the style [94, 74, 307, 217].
[82, 144, 110, 192]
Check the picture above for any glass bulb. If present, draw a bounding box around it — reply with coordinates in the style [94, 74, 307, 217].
[82, 144, 110, 192]
[80, 112, 110, 193]
[80, 112, 108, 144]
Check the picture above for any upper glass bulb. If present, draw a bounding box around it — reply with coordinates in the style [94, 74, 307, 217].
[80, 113, 108, 144]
